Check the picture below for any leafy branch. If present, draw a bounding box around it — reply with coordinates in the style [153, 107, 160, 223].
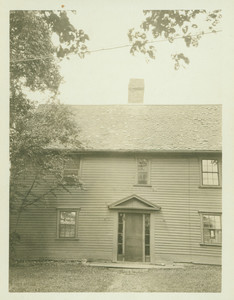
[128, 10, 222, 68]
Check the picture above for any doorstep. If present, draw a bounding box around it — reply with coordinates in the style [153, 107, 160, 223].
[85, 262, 184, 269]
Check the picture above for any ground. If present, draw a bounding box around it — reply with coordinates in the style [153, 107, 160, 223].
[9, 261, 221, 293]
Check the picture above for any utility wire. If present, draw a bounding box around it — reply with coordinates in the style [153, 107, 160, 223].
[10, 29, 222, 63]
[89, 30, 222, 53]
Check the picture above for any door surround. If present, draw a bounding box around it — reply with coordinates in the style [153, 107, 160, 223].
[108, 194, 161, 263]
[117, 212, 150, 262]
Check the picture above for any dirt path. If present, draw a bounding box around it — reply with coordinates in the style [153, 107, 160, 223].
[106, 269, 156, 292]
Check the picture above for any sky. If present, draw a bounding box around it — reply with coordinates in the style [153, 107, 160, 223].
[26, 8, 224, 105]
[52, 8, 223, 105]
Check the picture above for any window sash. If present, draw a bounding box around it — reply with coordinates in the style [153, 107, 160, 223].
[118, 213, 124, 255]
[63, 157, 80, 184]
[137, 159, 149, 185]
[57, 210, 79, 239]
[59, 224, 76, 238]
[145, 214, 150, 256]
[201, 214, 222, 245]
[201, 159, 220, 186]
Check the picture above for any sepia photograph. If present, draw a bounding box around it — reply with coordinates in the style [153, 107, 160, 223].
[2, 0, 233, 297]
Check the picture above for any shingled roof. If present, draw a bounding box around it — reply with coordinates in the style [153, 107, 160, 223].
[66, 105, 221, 153]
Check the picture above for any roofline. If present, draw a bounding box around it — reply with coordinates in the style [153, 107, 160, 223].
[46, 148, 222, 155]
[57, 104, 222, 107]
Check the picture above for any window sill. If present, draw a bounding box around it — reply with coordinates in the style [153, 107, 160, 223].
[55, 238, 79, 241]
[200, 243, 221, 247]
[133, 184, 152, 187]
[199, 185, 222, 189]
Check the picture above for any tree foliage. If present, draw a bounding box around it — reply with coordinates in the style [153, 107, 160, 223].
[128, 10, 222, 69]
[10, 11, 89, 107]
[10, 11, 88, 256]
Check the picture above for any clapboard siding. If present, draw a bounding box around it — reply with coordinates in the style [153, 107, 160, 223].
[11, 153, 222, 264]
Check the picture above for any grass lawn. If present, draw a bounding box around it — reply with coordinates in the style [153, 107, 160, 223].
[9, 261, 221, 293]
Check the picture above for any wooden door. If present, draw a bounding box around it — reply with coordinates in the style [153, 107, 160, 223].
[125, 213, 143, 262]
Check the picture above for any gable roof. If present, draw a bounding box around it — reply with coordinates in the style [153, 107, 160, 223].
[66, 105, 221, 152]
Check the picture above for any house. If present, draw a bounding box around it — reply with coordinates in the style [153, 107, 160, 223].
[11, 79, 222, 265]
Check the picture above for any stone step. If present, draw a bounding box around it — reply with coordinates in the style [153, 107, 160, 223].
[85, 262, 184, 269]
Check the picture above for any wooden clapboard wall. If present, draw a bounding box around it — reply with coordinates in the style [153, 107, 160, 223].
[11, 153, 222, 264]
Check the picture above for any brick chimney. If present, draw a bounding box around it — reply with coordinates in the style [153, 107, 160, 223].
[128, 78, 144, 104]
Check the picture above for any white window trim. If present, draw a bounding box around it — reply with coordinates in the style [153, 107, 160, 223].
[200, 158, 222, 188]
[199, 211, 222, 246]
[56, 208, 80, 240]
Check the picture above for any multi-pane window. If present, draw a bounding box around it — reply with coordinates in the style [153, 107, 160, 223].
[63, 157, 80, 185]
[118, 213, 124, 255]
[201, 159, 220, 186]
[201, 213, 222, 245]
[137, 159, 149, 185]
[58, 210, 78, 238]
[145, 214, 150, 256]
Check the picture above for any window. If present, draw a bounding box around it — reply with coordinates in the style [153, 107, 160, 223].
[57, 209, 79, 239]
[145, 214, 150, 256]
[137, 159, 149, 185]
[201, 159, 221, 186]
[63, 157, 80, 185]
[118, 213, 124, 255]
[200, 213, 222, 245]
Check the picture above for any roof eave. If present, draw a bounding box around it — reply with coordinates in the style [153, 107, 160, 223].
[45, 148, 222, 154]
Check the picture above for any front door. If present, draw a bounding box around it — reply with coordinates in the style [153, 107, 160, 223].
[125, 213, 143, 261]
[117, 212, 150, 262]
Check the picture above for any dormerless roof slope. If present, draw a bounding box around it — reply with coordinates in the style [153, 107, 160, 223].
[65, 105, 222, 152]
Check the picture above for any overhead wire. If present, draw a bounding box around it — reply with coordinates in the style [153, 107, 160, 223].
[10, 29, 222, 63]
[89, 30, 222, 53]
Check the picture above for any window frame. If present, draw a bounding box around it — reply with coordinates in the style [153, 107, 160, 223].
[56, 208, 80, 240]
[135, 158, 151, 186]
[62, 156, 81, 186]
[200, 158, 222, 188]
[199, 212, 222, 246]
